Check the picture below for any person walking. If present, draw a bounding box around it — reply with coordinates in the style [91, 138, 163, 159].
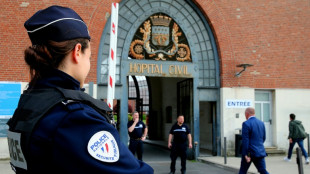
[168, 115, 192, 174]
[239, 107, 269, 174]
[284, 113, 309, 164]
[6, 5, 153, 174]
[128, 111, 148, 161]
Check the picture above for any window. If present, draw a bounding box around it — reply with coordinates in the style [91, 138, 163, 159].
[255, 91, 271, 122]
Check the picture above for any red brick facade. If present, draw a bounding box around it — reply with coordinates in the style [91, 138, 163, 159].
[1, 0, 309, 88]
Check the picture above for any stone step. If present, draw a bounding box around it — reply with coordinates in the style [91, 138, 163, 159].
[265, 147, 286, 156]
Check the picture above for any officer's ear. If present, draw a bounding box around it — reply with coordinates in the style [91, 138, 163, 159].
[72, 43, 82, 64]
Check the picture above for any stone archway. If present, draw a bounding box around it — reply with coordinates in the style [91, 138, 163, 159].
[97, 1, 221, 155]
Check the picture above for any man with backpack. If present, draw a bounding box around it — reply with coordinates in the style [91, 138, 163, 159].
[284, 113, 309, 164]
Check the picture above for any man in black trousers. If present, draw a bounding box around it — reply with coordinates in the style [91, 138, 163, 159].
[168, 115, 192, 174]
[128, 111, 148, 161]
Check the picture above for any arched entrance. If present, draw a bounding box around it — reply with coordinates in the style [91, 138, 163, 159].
[97, 0, 221, 156]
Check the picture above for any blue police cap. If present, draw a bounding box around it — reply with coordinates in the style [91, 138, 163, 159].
[24, 5, 91, 45]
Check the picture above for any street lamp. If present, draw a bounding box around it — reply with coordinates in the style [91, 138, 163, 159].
[235, 64, 253, 77]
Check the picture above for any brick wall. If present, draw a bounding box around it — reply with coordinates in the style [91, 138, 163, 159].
[195, 0, 310, 88]
[0, 0, 120, 83]
[1, 0, 309, 88]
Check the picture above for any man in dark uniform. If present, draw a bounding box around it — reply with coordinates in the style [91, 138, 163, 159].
[168, 115, 192, 174]
[128, 111, 148, 161]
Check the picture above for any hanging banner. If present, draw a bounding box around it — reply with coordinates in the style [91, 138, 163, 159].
[107, 3, 119, 109]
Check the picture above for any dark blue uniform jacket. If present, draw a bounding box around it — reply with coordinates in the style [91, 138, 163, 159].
[9, 69, 153, 174]
[127, 120, 146, 139]
[169, 123, 190, 144]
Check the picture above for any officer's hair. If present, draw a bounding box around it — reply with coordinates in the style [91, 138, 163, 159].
[178, 115, 184, 118]
[290, 113, 296, 120]
[132, 111, 139, 115]
[24, 39, 89, 88]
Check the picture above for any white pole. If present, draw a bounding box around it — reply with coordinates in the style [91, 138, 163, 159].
[107, 3, 119, 110]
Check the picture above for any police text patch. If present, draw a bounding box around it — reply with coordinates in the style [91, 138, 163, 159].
[7, 130, 27, 170]
[87, 131, 119, 163]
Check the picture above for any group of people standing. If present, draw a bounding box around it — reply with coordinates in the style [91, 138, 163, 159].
[127, 111, 192, 174]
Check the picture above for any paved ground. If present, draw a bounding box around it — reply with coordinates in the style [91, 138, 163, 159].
[0, 143, 235, 174]
[2, 142, 309, 174]
[143, 143, 235, 174]
[199, 155, 310, 174]
[0, 160, 14, 174]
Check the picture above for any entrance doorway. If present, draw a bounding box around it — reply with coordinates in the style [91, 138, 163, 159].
[137, 77, 193, 144]
[255, 91, 273, 146]
[199, 101, 217, 156]
[177, 79, 193, 126]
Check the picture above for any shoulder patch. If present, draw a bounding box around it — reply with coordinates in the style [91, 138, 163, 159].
[87, 131, 119, 163]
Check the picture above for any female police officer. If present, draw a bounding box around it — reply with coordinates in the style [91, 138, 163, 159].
[7, 5, 153, 174]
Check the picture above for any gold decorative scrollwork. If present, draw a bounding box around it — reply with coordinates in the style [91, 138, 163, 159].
[129, 14, 191, 62]
[129, 40, 144, 59]
[176, 44, 191, 61]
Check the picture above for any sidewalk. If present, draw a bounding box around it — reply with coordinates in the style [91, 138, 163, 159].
[198, 155, 310, 174]
[2, 139, 309, 174]
[146, 140, 310, 173]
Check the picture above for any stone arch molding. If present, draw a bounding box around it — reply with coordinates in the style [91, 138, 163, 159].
[98, 0, 219, 87]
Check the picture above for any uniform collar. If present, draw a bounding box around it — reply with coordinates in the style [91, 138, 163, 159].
[30, 69, 81, 90]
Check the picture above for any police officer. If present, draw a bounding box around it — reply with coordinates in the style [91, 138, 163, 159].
[6, 5, 153, 174]
[168, 115, 192, 174]
[128, 111, 148, 161]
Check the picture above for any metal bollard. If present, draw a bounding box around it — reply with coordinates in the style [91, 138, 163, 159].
[194, 141, 198, 161]
[307, 133, 310, 156]
[296, 147, 304, 174]
[224, 137, 227, 164]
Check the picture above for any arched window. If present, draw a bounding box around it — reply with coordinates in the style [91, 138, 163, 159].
[128, 76, 149, 114]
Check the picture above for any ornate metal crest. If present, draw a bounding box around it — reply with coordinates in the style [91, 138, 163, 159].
[129, 13, 191, 62]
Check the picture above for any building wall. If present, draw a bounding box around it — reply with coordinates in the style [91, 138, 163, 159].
[221, 87, 310, 155]
[0, 0, 120, 83]
[1, 0, 309, 88]
[195, 0, 310, 88]
[274, 89, 310, 150]
[1, 0, 310, 158]
[221, 87, 254, 154]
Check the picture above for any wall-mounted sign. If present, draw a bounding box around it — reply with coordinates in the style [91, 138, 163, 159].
[123, 59, 196, 78]
[226, 99, 252, 108]
[0, 82, 21, 117]
[0, 82, 21, 137]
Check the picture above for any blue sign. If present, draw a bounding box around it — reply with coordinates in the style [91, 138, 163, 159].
[0, 83, 21, 137]
[0, 83, 21, 117]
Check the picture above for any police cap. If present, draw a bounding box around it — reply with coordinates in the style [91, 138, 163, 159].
[24, 5, 91, 45]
